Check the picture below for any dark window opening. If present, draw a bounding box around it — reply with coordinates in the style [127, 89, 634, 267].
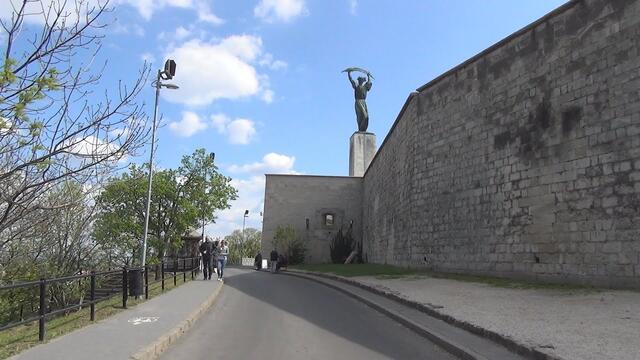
[324, 214, 334, 226]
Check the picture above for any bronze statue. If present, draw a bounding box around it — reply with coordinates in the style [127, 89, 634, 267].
[343, 67, 373, 132]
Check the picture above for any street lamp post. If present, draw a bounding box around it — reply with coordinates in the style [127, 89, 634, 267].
[242, 210, 249, 265]
[141, 60, 178, 268]
[201, 152, 215, 242]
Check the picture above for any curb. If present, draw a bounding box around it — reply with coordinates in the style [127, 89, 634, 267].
[282, 271, 487, 360]
[287, 270, 562, 360]
[130, 283, 224, 360]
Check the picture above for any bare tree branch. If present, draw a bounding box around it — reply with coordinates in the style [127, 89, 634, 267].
[0, 0, 151, 251]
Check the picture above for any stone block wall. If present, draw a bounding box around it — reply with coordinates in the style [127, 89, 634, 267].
[362, 95, 418, 265]
[262, 175, 362, 263]
[363, 0, 640, 287]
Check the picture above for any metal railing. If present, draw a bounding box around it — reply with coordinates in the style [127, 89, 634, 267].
[0, 256, 200, 342]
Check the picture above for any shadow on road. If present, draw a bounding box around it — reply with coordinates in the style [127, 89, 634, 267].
[222, 268, 452, 360]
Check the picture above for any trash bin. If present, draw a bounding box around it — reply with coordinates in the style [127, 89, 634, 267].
[128, 269, 143, 297]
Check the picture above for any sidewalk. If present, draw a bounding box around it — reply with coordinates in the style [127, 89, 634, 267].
[10, 279, 222, 360]
[296, 271, 640, 360]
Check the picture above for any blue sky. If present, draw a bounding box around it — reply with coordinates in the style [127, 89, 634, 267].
[1, 0, 569, 238]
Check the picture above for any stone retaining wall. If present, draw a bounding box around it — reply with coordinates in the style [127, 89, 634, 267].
[363, 0, 640, 287]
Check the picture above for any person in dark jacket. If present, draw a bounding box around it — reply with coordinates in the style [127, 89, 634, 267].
[212, 240, 220, 277]
[199, 236, 213, 280]
[270, 248, 278, 273]
[254, 253, 262, 270]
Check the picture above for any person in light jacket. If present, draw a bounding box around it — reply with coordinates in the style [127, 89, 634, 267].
[217, 240, 229, 281]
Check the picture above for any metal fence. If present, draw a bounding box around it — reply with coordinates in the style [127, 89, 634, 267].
[0, 256, 201, 342]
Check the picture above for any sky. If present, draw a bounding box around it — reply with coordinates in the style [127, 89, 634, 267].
[1, 0, 569, 239]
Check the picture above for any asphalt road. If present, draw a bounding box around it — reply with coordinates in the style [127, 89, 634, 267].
[160, 268, 458, 360]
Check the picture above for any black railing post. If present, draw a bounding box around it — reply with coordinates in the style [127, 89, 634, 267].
[90, 271, 96, 321]
[144, 266, 149, 300]
[191, 258, 194, 280]
[122, 267, 128, 309]
[161, 260, 165, 291]
[183, 258, 186, 283]
[38, 278, 46, 341]
[173, 258, 177, 287]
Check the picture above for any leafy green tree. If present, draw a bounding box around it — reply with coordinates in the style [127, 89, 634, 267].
[224, 228, 261, 264]
[94, 149, 237, 263]
[273, 225, 306, 265]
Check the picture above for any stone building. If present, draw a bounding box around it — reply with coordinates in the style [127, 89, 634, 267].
[262, 0, 640, 288]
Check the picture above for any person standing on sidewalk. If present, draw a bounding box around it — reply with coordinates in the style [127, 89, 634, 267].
[199, 236, 213, 280]
[270, 248, 278, 273]
[217, 240, 229, 281]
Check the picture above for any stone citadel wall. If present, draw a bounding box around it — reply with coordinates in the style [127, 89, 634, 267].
[262, 175, 362, 264]
[363, 0, 640, 287]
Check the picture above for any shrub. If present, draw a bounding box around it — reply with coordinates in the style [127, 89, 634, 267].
[330, 227, 355, 264]
[273, 225, 306, 265]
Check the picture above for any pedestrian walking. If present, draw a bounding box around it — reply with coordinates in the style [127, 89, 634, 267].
[199, 236, 213, 280]
[254, 252, 262, 270]
[270, 248, 278, 273]
[217, 240, 229, 281]
[212, 240, 220, 277]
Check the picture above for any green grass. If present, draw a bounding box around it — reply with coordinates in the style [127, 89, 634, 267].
[291, 263, 605, 292]
[0, 272, 196, 360]
[291, 263, 418, 278]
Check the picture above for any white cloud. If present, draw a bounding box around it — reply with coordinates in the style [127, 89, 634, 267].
[168, 111, 208, 137]
[348, 0, 358, 14]
[271, 60, 288, 70]
[211, 114, 229, 133]
[158, 26, 193, 42]
[218, 35, 263, 62]
[227, 119, 256, 145]
[116, 0, 223, 24]
[109, 128, 130, 138]
[254, 0, 308, 23]
[67, 136, 116, 156]
[112, 21, 145, 37]
[210, 114, 256, 145]
[164, 36, 274, 106]
[258, 53, 288, 71]
[0, 0, 222, 28]
[205, 175, 266, 238]
[64, 135, 129, 163]
[140, 52, 156, 64]
[0, 0, 102, 24]
[261, 89, 274, 103]
[174, 26, 191, 40]
[228, 153, 297, 174]
[194, 0, 224, 24]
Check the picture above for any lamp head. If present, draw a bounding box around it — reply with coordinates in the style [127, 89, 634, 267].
[162, 83, 179, 89]
[163, 59, 176, 79]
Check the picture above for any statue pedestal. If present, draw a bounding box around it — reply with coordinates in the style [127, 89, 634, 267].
[349, 132, 376, 177]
